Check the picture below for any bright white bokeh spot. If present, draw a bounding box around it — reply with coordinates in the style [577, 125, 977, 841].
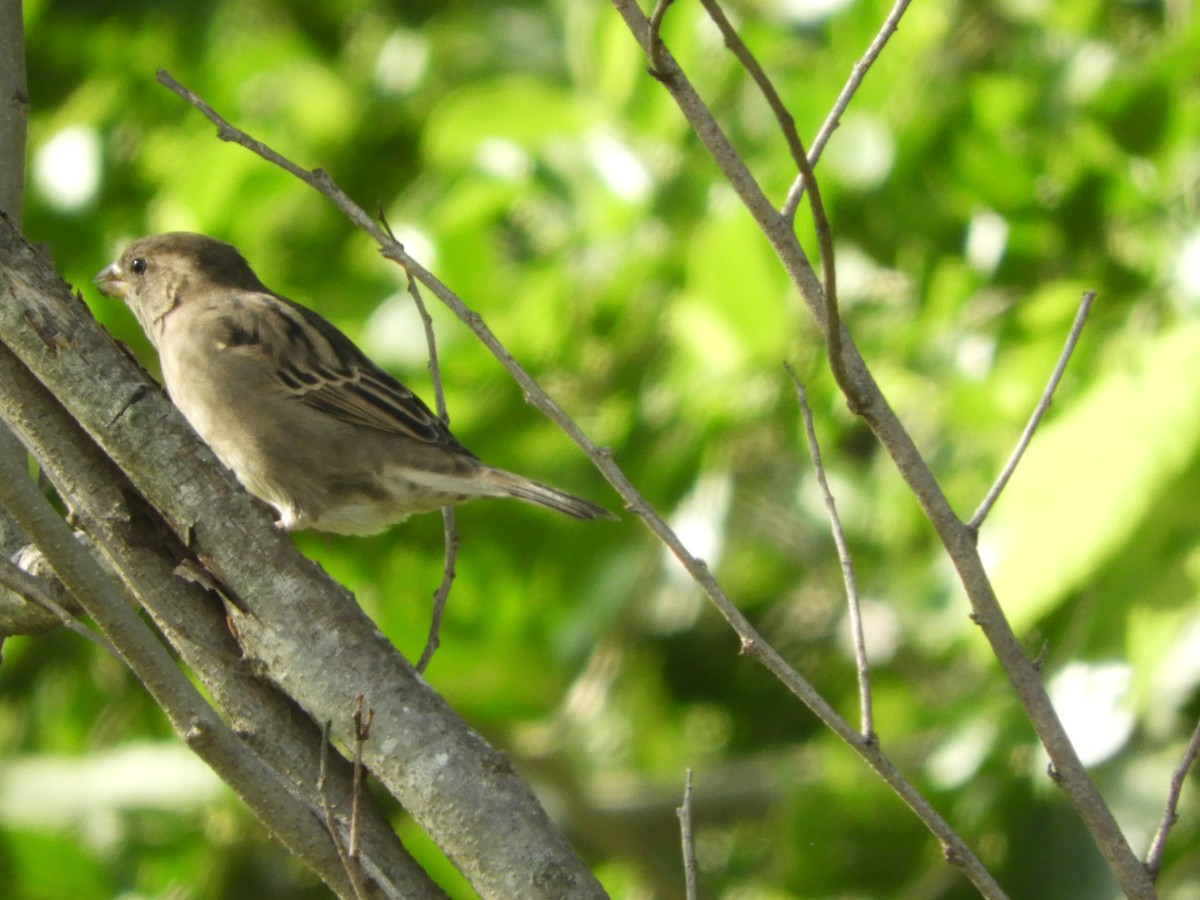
[1148, 614, 1200, 735]
[363, 294, 437, 369]
[955, 331, 997, 381]
[1171, 228, 1200, 308]
[995, 0, 1051, 20]
[826, 243, 913, 308]
[772, 0, 855, 26]
[825, 114, 895, 190]
[965, 208, 1009, 277]
[587, 130, 652, 202]
[976, 534, 1000, 573]
[663, 470, 733, 582]
[645, 471, 733, 633]
[1062, 41, 1117, 104]
[374, 29, 429, 95]
[1047, 661, 1135, 767]
[927, 719, 999, 790]
[34, 125, 102, 211]
[0, 742, 219, 846]
[387, 223, 436, 271]
[832, 244, 880, 306]
[362, 225, 439, 368]
[476, 137, 532, 181]
[838, 597, 901, 665]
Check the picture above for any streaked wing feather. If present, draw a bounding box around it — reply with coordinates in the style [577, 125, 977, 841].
[216, 289, 469, 453]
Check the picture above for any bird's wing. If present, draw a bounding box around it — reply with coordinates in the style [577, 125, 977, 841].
[214, 289, 471, 454]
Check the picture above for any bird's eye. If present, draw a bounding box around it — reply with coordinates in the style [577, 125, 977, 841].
[130, 257, 147, 275]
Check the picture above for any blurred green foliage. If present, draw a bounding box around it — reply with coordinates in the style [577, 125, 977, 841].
[6, 0, 1200, 897]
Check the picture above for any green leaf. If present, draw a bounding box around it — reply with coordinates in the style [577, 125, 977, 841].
[0, 829, 111, 900]
[983, 321, 1200, 632]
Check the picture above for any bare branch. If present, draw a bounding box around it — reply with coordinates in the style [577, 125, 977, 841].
[320, 698, 375, 900]
[351, 694, 373, 860]
[0, 339, 432, 899]
[605, 3, 1153, 896]
[155, 65, 1006, 900]
[0, 0, 28, 222]
[0, 223, 587, 900]
[1146, 716, 1200, 879]
[969, 290, 1096, 532]
[391, 224, 450, 424]
[695, 0, 853, 409]
[384, 243, 461, 673]
[782, 0, 914, 221]
[416, 510, 458, 674]
[0, 416, 368, 899]
[0, 551, 117, 655]
[646, 0, 676, 77]
[393, 266, 461, 673]
[157, 70, 394, 249]
[319, 720, 370, 900]
[788, 368, 873, 739]
[677, 769, 697, 900]
[0, 554, 59, 635]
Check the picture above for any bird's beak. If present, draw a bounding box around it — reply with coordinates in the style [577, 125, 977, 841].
[92, 262, 126, 298]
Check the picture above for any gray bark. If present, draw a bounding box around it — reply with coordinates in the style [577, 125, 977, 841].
[0, 219, 606, 899]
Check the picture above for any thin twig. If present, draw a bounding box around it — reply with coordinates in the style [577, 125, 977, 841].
[319, 723, 372, 900]
[646, 0, 676, 76]
[697, 0, 853, 410]
[677, 768, 697, 900]
[351, 694, 375, 861]
[0, 554, 118, 656]
[1146, 716, 1200, 879]
[157, 71, 388, 243]
[782, 0, 914, 222]
[968, 291, 1096, 532]
[604, 7, 1153, 894]
[318, 721, 357, 890]
[389, 226, 450, 425]
[390, 242, 461, 674]
[416, 511, 458, 674]
[788, 367, 873, 740]
[157, 70, 1008, 899]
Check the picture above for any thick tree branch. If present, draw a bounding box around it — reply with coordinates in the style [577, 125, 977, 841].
[0, 220, 605, 900]
[0, 409, 372, 900]
[0, 0, 27, 222]
[0, 341, 441, 900]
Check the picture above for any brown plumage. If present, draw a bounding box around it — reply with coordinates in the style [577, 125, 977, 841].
[94, 232, 614, 534]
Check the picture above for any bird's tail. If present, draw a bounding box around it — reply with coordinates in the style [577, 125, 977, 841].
[486, 468, 617, 521]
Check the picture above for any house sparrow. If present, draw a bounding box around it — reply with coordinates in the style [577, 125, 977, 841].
[94, 232, 614, 534]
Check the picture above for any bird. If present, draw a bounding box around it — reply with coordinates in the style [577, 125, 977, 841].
[93, 232, 615, 535]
